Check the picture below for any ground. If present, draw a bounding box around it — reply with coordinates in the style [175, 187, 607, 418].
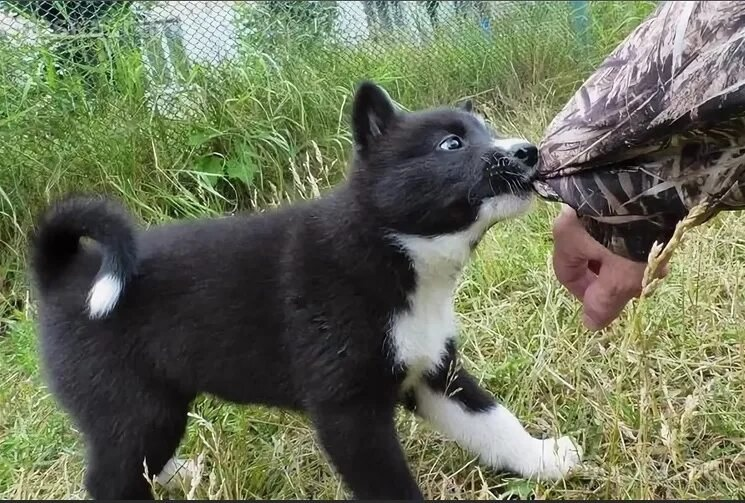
[1, 197, 744, 499]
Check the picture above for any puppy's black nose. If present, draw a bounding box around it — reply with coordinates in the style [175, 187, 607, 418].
[512, 143, 538, 167]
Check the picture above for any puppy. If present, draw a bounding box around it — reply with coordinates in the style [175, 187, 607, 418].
[29, 82, 582, 500]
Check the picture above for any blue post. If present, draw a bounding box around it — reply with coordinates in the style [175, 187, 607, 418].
[570, 0, 590, 52]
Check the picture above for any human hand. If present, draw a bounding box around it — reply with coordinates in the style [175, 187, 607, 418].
[551, 206, 665, 330]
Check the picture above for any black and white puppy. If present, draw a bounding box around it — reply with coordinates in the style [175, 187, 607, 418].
[29, 82, 582, 500]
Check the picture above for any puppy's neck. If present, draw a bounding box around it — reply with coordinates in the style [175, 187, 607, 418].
[388, 197, 506, 286]
[390, 229, 479, 287]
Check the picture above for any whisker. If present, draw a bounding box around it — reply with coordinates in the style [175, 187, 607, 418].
[501, 174, 517, 197]
[467, 182, 477, 205]
[487, 176, 497, 198]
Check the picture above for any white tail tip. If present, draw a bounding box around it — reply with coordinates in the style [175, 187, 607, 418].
[87, 274, 123, 319]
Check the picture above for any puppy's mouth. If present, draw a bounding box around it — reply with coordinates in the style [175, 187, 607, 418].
[482, 156, 537, 198]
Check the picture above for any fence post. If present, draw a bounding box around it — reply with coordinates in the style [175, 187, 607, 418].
[569, 0, 590, 54]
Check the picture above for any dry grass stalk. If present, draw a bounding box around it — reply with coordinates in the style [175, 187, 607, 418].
[642, 199, 714, 297]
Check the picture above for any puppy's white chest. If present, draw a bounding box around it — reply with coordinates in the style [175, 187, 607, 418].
[390, 281, 457, 378]
[389, 231, 472, 383]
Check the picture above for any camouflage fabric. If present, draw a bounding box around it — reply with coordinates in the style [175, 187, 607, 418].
[534, 1, 745, 262]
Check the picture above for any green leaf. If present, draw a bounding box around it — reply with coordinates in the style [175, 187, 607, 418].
[225, 159, 256, 187]
[225, 144, 259, 187]
[187, 129, 225, 148]
[194, 155, 225, 188]
[502, 479, 536, 500]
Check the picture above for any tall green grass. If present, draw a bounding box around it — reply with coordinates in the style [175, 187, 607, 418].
[0, 4, 656, 333]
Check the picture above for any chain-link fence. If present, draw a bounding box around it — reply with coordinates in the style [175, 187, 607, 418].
[0, 1, 606, 116]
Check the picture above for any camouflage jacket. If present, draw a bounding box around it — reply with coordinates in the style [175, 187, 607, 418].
[534, 1, 745, 262]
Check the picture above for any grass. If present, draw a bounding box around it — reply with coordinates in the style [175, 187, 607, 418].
[3, 0, 745, 499]
[3, 200, 745, 500]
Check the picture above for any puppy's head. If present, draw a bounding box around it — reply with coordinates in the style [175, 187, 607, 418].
[349, 82, 537, 240]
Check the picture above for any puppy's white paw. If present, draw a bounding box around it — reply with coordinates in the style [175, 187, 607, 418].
[524, 436, 583, 481]
[155, 457, 199, 491]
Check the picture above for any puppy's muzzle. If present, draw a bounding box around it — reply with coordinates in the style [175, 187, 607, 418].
[485, 140, 539, 182]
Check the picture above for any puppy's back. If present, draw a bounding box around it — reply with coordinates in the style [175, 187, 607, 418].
[31, 194, 321, 406]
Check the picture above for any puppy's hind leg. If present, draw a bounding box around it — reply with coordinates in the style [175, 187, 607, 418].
[81, 394, 191, 500]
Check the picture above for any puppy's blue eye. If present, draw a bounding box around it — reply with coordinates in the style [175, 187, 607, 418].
[439, 136, 463, 151]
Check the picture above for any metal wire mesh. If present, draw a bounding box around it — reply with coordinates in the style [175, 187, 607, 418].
[0, 1, 595, 116]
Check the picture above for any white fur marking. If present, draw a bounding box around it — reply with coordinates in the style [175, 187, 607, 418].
[491, 137, 528, 153]
[87, 274, 123, 319]
[415, 386, 583, 480]
[477, 194, 533, 227]
[388, 257, 457, 381]
[389, 195, 532, 379]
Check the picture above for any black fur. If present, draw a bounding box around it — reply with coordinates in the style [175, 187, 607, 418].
[401, 340, 495, 416]
[29, 81, 537, 500]
[424, 341, 495, 413]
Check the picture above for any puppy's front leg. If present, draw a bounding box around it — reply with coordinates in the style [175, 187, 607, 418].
[410, 348, 582, 481]
[311, 402, 423, 500]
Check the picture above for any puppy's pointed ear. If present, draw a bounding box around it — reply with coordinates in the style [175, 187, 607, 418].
[352, 81, 398, 150]
[458, 99, 473, 113]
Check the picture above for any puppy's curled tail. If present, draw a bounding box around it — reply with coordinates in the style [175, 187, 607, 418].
[29, 194, 137, 319]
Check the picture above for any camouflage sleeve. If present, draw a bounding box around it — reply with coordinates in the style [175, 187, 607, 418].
[534, 1, 745, 262]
